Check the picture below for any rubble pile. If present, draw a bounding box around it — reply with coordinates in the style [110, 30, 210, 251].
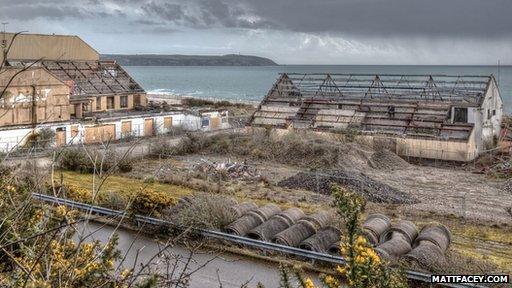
[369, 149, 410, 171]
[277, 170, 417, 204]
[194, 159, 261, 180]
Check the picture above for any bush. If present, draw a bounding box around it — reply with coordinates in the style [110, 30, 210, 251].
[148, 138, 176, 157]
[23, 128, 56, 150]
[131, 188, 177, 216]
[57, 147, 91, 173]
[174, 193, 238, 229]
[149, 133, 213, 157]
[57, 147, 133, 173]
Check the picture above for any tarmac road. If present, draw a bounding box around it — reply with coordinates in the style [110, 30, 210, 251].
[77, 221, 285, 288]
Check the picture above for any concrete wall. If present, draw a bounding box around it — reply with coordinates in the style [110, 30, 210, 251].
[454, 78, 503, 153]
[479, 78, 503, 149]
[0, 110, 230, 152]
[258, 127, 478, 162]
[357, 134, 477, 162]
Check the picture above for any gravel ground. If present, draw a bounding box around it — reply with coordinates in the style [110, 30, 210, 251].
[366, 166, 512, 224]
[277, 170, 418, 204]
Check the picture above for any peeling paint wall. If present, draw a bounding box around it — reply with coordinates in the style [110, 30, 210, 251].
[0, 110, 231, 152]
[0, 68, 71, 127]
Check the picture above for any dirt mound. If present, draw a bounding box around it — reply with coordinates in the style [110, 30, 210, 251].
[277, 170, 418, 204]
[369, 149, 410, 171]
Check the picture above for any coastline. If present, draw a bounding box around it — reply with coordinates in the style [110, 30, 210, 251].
[147, 93, 260, 107]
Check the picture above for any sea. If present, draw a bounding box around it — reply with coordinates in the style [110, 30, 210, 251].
[124, 65, 512, 113]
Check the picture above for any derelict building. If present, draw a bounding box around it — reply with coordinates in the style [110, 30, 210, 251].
[248, 73, 503, 162]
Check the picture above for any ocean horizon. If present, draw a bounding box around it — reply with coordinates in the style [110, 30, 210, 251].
[124, 65, 512, 113]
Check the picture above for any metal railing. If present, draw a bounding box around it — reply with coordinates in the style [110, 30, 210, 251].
[31, 193, 487, 288]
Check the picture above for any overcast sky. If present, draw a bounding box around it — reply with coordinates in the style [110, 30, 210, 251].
[1, 0, 511, 65]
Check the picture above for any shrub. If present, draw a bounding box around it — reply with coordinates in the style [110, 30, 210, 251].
[65, 183, 95, 203]
[23, 128, 56, 150]
[57, 147, 91, 173]
[174, 193, 238, 229]
[331, 185, 407, 288]
[131, 188, 177, 216]
[166, 125, 185, 137]
[57, 147, 133, 173]
[149, 138, 176, 157]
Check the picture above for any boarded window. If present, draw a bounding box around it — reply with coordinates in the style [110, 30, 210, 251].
[121, 121, 132, 136]
[107, 97, 114, 109]
[120, 96, 128, 108]
[453, 107, 468, 123]
[56, 129, 66, 147]
[210, 117, 220, 129]
[164, 117, 173, 129]
[144, 119, 154, 136]
[84, 124, 115, 144]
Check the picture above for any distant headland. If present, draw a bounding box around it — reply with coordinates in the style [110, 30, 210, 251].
[100, 54, 278, 66]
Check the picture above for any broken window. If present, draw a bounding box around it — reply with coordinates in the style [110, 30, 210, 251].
[120, 96, 128, 108]
[96, 97, 102, 110]
[201, 117, 210, 127]
[453, 107, 468, 123]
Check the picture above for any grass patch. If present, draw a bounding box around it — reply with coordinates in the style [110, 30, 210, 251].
[450, 226, 512, 273]
[452, 225, 512, 245]
[58, 171, 193, 198]
[55, 171, 193, 215]
[451, 244, 512, 273]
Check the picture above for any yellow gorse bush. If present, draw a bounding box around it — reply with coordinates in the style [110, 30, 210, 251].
[55, 181, 178, 216]
[132, 187, 178, 216]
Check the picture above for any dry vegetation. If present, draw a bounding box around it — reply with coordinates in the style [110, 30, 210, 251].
[140, 129, 512, 275]
[4, 124, 510, 284]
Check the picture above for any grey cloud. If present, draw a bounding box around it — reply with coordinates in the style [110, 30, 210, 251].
[139, 0, 273, 29]
[136, 0, 512, 38]
[1, 0, 511, 39]
[245, 0, 512, 38]
[0, 4, 86, 20]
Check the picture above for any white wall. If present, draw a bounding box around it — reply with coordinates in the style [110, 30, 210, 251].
[480, 78, 503, 149]
[451, 77, 503, 153]
[0, 110, 231, 153]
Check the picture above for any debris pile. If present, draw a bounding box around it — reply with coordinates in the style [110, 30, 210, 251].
[472, 153, 512, 177]
[194, 159, 261, 180]
[369, 149, 410, 171]
[277, 170, 418, 204]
